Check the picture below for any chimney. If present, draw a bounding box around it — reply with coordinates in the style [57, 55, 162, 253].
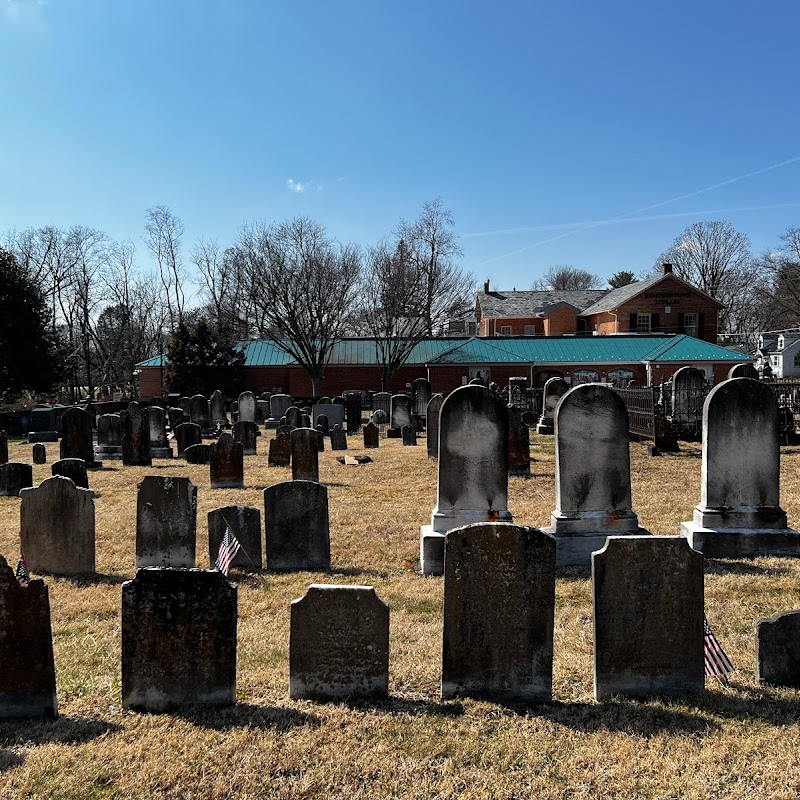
[662, 263, 673, 275]
[484, 279, 490, 294]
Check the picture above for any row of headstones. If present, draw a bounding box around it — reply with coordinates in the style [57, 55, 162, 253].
[14, 474, 331, 575]
[5, 526, 800, 718]
[421, 376, 798, 574]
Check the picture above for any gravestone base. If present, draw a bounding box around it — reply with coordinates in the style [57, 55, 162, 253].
[535, 418, 554, 435]
[680, 523, 800, 557]
[95, 446, 123, 461]
[386, 428, 401, 439]
[28, 432, 58, 443]
[264, 419, 280, 429]
[150, 446, 174, 459]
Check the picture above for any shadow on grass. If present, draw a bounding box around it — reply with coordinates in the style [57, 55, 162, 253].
[694, 683, 800, 725]
[47, 572, 129, 587]
[705, 559, 791, 577]
[0, 749, 24, 773]
[555, 566, 591, 583]
[301, 696, 465, 718]
[174, 702, 320, 732]
[0, 716, 120, 748]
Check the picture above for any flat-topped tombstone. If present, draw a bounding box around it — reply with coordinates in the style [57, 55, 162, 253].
[184, 443, 211, 464]
[0, 431, 7, 464]
[728, 363, 759, 380]
[178, 396, 192, 421]
[680, 378, 800, 556]
[189, 394, 211, 431]
[426, 394, 444, 459]
[136, 476, 198, 568]
[593, 536, 704, 700]
[27, 405, 59, 443]
[270, 393, 292, 421]
[264, 480, 330, 570]
[175, 422, 202, 458]
[51, 458, 88, 489]
[443, 524, 555, 702]
[96, 413, 122, 460]
[507, 404, 531, 477]
[233, 420, 258, 456]
[536, 377, 569, 435]
[289, 584, 388, 700]
[268, 434, 292, 467]
[330, 425, 347, 451]
[412, 378, 432, 419]
[208, 505, 262, 570]
[671, 365, 705, 424]
[363, 421, 379, 449]
[60, 406, 95, 465]
[20, 476, 95, 574]
[147, 406, 172, 459]
[238, 391, 256, 423]
[390, 394, 412, 432]
[291, 428, 319, 482]
[122, 401, 152, 467]
[0, 555, 57, 718]
[0, 463, 33, 496]
[312, 403, 344, 430]
[32, 443, 47, 464]
[420, 385, 512, 575]
[345, 392, 362, 433]
[210, 432, 244, 490]
[122, 568, 236, 712]
[256, 399, 270, 424]
[543, 384, 648, 566]
[757, 610, 800, 687]
[401, 424, 417, 446]
[210, 389, 227, 426]
[285, 406, 303, 430]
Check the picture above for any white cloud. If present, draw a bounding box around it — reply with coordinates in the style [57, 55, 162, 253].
[286, 178, 307, 193]
[2, 0, 46, 23]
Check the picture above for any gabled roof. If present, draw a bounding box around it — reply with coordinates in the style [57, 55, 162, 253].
[477, 289, 608, 318]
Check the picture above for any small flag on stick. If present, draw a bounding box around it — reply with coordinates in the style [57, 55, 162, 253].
[15, 554, 30, 587]
[215, 527, 241, 577]
[704, 615, 735, 678]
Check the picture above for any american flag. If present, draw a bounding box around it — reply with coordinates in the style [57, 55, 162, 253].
[215, 527, 241, 576]
[15, 554, 30, 587]
[704, 615, 735, 678]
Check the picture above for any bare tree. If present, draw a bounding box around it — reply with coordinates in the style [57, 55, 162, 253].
[752, 227, 800, 331]
[234, 216, 362, 395]
[144, 206, 186, 331]
[534, 265, 602, 290]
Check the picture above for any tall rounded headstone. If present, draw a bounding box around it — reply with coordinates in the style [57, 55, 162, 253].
[96, 413, 122, 460]
[536, 377, 569, 435]
[122, 401, 152, 467]
[671, 366, 705, 428]
[210, 389, 227, 427]
[51, 458, 89, 489]
[389, 394, 412, 436]
[174, 422, 202, 458]
[728, 362, 759, 380]
[60, 407, 95, 466]
[238, 391, 257, 424]
[189, 394, 211, 432]
[270, 394, 292, 421]
[426, 394, 445, 460]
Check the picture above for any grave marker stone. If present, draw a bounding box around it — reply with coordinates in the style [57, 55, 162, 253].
[136, 476, 197, 567]
[208, 505, 262, 569]
[330, 425, 348, 451]
[390, 394, 412, 435]
[285, 406, 303, 430]
[345, 392, 362, 433]
[426, 394, 444, 460]
[270, 394, 292, 421]
[757, 610, 800, 687]
[32, 443, 47, 464]
[51, 458, 88, 489]
[184, 443, 211, 464]
[401, 425, 417, 446]
[290, 428, 319, 482]
[238, 391, 256, 423]
[312, 403, 344, 430]
[0, 463, 33, 496]
[189, 394, 212, 431]
[210, 432, 244, 489]
[174, 422, 202, 458]
[147, 406, 172, 459]
[121, 401, 152, 467]
[233, 420, 258, 456]
[96, 413, 123, 460]
[210, 389, 227, 427]
[60, 406, 96, 466]
[268, 434, 291, 467]
[363, 421, 379, 449]
[728, 363, 759, 380]
[178, 396, 192, 421]
[507, 404, 531, 477]
[536, 377, 569, 435]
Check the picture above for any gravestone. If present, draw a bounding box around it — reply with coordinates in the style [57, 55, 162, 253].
[680, 378, 800, 556]
[0, 463, 33, 496]
[285, 406, 303, 430]
[507, 404, 531, 477]
[508, 377, 528, 409]
[208, 505, 262, 570]
[167, 406, 184, 431]
[315, 426, 325, 451]
[184, 443, 211, 464]
[268, 434, 291, 467]
[96, 413, 122, 460]
[757, 610, 800, 687]
[121, 401, 152, 467]
[210, 389, 227, 427]
[300, 413, 311, 428]
[344, 392, 362, 433]
[210, 432, 244, 490]
[420, 385, 513, 575]
[289, 584, 388, 700]
[147, 406, 172, 459]
[536, 377, 569, 435]
[0, 430, 7, 464]
[60, 407, 96, 466]
[264, 480, 330, 570]
[442, 523, 555, 702]
[291, 428, 320, 482]
[312, 403, 344, 430]
[233, 420, 258, 456]
[270, 394, 292, 421]
[372, 409, 389, 426]
[136, 476, 197, 568]
[315, 413, 330, 435]
[426, 394, 444, 460]
[401, 425, 417, 446]
[671, 366, 705, 426]
[330, 425, 348, 451]
[174, 422, 202, 458]
[32, 443, 47, 464]
[363, 421, 379, 449]
[593, 536, 704, 700]
[178, 396, 192, 421]
[189, 394, 211, 432]
[27, 405, 59, 443]
[230, 400, 238, 421]
[122, 568, 236, 712]
[390, 394, 412, 436]
[20, 476, 95, 574]
[728, 363, 759, 380]
[256, 399, 270, 424]
[51, 458, 88, 489]
[0, 555, 57, 718]
[412, 378, 432, 421]
[238, 391, 257, 423]
[543, 384, 648, 566]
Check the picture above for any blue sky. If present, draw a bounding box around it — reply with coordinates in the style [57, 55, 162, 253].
[2, 0, 799, 291]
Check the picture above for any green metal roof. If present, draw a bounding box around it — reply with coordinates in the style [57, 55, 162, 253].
[645, 336, 751, 362]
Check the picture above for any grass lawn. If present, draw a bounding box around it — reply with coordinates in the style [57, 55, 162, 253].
[1, 431, 800, 799]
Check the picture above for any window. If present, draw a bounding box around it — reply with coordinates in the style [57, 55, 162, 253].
[683, 313, 699, 338]
[500, 325, 512, 336]
[636, 314, 651, 333]
[794, 351, 800, 367]
[524, 325, 536, 336]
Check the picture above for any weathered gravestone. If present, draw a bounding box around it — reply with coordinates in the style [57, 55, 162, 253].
[315, 414, 330, 435]
[167, 406, 184, 431]
[412, 378, 432, 424]
[420, 385, 512, 575]
[593, 536, 704, 700]
[269, 393, 293, 421]
[136, 476, 197, 568]
[230, 400, 238, 421]
[60, 406, 96, 466]
[363, 421, 379, 449]
[371, 409, 389, 426]
[210, 389, 227, 427]
[680, 378, 800, 556]
[344, 392, 362, 433]
[184, 443, 211, 464]
[291, 428, 319, 482]
[264, 480, 330, 571]
[536, 377, 569, 435]
[121, 402, 152, 467]
[32, 443, 47, 464]
[256, 399, 270, 424]
[174, 422, 202, 458]
[238, 391, 257, 423]
[178, 396, 192, 422]
[508, 376, 528, 409]
[27, 405, 59, 443]
[0, 431, 7, 464]
[315, 425, 325, 451]
[189, 394, 212, 433]
[757, 610, 800, 687]
[389, 394, 412, 437]
[289, 584, 388, 700]
[301, 413, 312, 429]
[268, 434, 291, 467]
[507, 404, 531, 477]
[426, 394, 444, 460]
[96, 413, 122, 460]
[671, 365, 705, 428]
[122, 568, 236, 711]
[51, 458, 88, 489]
[728, 362, 759, 380]
[401, 425, 417, 446]
[210, 432, 244, 490]
[372, 392, 391, 418]
[543, 384, 648, 566]
[20, 476, 95, 574]
[147, 406, 172, 459]
[0, 556, 57, 718]
[442, 523, 555, 702]
[233, 420, 258, 456]
[285, 406, 303, 430]
[0, 463, 33, 496]
[208, 505, 262, 570]
[312, 403, 344, 430]
[330, 425, 348, 451]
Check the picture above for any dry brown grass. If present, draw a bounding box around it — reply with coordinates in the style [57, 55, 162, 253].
[1, 432, 800, 799]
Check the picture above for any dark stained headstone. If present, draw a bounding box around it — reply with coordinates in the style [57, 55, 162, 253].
[291, 428, 319, 482]
[316, 414, 330, 435]
[237, 391, 257, 423]
[51, 458, 88, 489]
[147, 406, 172, 458]
[728, 363, 759, 380]
[390, 394, 412, 432]
[210, 389, 227, 427]
[507, 405, 531, 477]
[372, 409, 389, 425]
[426, 394, 444, 460]
[268, 435, 291, 467]
[136, 476, 197, 568]
[289, 584, 389, 700]
[60, 407, 95, 466]
[210, 432, 244, 490]
[401, 424, 417, 446]
[178, 396, 192, 422]
[0, 463, 33, 496]
[189, 394, 211, 431]
[330, 425, 348, 451]
[269, 393, 292, 421]
[593, 536, 704, 700]
[167, 406, 184, 431]
[284, 406, 302, 430]
[508, 376, 528, 409]
[315, 426, 325, 451]
[32, 443, 47, 464]
[372, 392, 391, 418]
[122, 568, 236, 712]
[264, 480, 330, 571]
[671, 365, 705, 426]
[232, 420, 258, 456]
[412, 378, 432, 420]
[345, 392, 362, 433]
[442, 524, 555, 702]
[184, 443, 211, 464]
[757, 610, 800, 687]
[20, 476, 95, 574]
[312, 403, 344, 430]
[536, 377, 569, 435]
[0, 430, 7, 464]
[96, 413, 123, 460]
[256, 399, 270, 424]
[121, 401, 152, 467]
[363, 421, 379, 449]
[208, 505, 262, 570]
[300, 413, 311, 428]
[174, 422, 202, 458]
[0, 555, 57, 718]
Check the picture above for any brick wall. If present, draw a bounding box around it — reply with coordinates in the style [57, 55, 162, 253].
[479, 316, 544, 336]
[543, 306, 577, 336]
